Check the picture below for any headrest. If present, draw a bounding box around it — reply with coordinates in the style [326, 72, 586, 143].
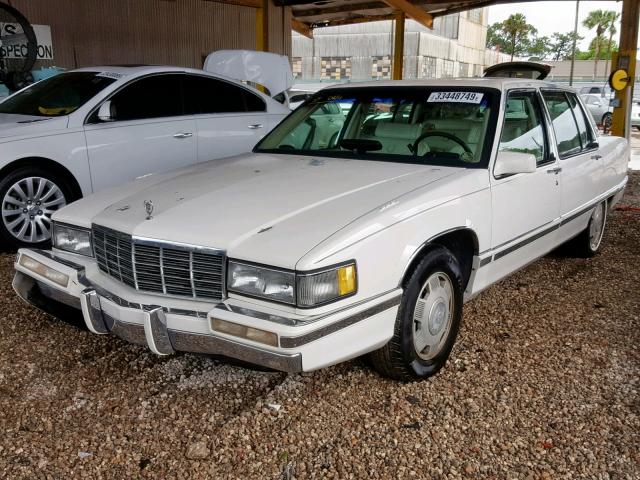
[375, 122, 423, 140]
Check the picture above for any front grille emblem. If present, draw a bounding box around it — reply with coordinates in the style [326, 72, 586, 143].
[144, 200, 154, 220]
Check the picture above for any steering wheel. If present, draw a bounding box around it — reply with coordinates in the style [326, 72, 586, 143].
[412, 130, 472, 156]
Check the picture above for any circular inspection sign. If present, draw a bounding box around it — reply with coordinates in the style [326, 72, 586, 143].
[609, 69, 630, 91]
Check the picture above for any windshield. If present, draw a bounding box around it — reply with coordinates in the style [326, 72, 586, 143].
[0, 72, 116, 117]
[255, 87, 499, 167]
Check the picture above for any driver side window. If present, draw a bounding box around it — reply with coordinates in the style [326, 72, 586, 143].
[498, 91, 548, 166]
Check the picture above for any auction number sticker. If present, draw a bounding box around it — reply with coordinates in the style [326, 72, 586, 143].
[427, 92, 484, 104]
[97, 72, 125, 79]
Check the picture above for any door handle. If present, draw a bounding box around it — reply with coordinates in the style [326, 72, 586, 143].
[546, 167, 562, 174]
[248, 124, 263, 129]
[591, 154, 602, 160]
[173, 132, 193, 139]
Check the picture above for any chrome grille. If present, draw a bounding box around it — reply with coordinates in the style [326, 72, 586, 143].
[93, 225, 224, 301]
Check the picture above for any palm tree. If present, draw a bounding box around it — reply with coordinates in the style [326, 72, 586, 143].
[603, 11, 620, 79]
[583, 9, 618, 79]
[502, 13, 536, 61]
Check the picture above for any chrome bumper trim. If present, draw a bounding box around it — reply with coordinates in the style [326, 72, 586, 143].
[168, 329, 302, 373]
[279, 295, 401, 348]
[13, 262, 303, 373]
[80, 289, 108, 334]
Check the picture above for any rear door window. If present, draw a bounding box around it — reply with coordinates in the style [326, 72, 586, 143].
[567, 93, 595, 148]
[184, 75, 265, 114]
[541, 91, 582, 158]
[109, 74, 183, 121]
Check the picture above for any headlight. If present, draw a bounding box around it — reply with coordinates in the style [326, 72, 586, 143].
[227, 261, 296, 305]
[52, 222, 93, 257]
[227, 260, 357, 308]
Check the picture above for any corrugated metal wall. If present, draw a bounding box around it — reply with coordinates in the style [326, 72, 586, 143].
[7, 0, 291, 69]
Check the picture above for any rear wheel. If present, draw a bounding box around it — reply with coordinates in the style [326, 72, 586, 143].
[0, 167, 75, 248]
[370, 246, 463, 381]
[602, 112, 612, 133]
[563, 200, 607, 257]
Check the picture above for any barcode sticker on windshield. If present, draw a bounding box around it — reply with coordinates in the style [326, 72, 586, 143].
[427, 92, 483, 104]
[97, 72, 125, 79]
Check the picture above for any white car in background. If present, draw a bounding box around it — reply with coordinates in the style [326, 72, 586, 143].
[581, 94, 612, 129]
[631, 102, 640, 130]
[0, 51, 291, 248]
[13, 78, 628, 380]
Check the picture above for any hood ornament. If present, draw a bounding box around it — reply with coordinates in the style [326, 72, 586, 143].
[144, 200, 154, 220]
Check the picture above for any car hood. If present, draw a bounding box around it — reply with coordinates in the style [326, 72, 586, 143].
[0, 114, 68, 139]
[64, 154, 461, 268]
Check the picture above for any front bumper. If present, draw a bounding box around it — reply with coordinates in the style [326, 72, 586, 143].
[13, 249, 401, 373]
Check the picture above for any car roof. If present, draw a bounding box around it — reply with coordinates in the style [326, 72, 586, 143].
[321, 77, 573, 92]
[71, 65, 214, 76]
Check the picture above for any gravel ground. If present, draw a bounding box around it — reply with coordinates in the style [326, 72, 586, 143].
[1, 174, 639, 480]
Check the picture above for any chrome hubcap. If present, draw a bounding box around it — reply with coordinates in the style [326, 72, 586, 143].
[412, 272, 454, 361]
[2, 177, 66, 243]
[588, 202, 606, 251]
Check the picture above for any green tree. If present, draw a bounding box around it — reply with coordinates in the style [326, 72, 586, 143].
[583, 9, 619, 79]
[577, 37, 618, 60]
[549, 32, 583, 61]
[527, 36, 550, 60]
[603, 12, 620, 78]
[486, 13, 537, 61]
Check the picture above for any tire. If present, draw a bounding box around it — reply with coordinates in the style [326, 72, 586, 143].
[563, 200, 607, 258]
[601, 112, 612, 133]
[370, 246, 464, 381]
[0, 166, 76, 249]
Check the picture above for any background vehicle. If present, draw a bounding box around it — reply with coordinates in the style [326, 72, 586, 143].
[632, 102, 640, 130]
[581, 93, 613, 130]
[0, 56, 291, 248]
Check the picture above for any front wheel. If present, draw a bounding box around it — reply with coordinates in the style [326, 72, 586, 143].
[370, 246, 463, 381]
[0, 167, 74, 248]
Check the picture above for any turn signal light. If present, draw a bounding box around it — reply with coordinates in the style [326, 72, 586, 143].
[211, 318, 278, 347]
[19, 254, 69, 287]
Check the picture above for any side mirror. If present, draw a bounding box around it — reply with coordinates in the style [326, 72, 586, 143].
[97, 100, 114, 122]
[494, 151, 537, 178]
[586, 140, 599, 149]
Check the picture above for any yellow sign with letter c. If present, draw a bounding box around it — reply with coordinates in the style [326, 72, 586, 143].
[609, 69, 630, 91]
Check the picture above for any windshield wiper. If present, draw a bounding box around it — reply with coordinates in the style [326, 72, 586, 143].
[340, 139, 382, 154]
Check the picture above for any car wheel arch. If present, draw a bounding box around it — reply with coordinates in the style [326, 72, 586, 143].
[400, 227, 478, 290]
[0, 157, 83, 201]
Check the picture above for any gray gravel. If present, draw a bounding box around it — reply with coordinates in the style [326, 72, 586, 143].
[1, 174, 639, 480]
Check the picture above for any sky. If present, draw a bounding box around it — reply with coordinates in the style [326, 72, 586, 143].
[487, 1, 623, 50]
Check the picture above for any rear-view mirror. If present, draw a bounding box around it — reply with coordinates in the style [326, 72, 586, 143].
[97, 100, 114, 122]
[494, 151, 537, 178]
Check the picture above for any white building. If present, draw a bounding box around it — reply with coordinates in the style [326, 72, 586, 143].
[292, 9, 511, 83]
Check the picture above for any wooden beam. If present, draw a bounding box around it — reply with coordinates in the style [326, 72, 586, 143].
[290, 2, 383, 18]
[204, 0, 262, 8]
[292, 18, 313, 38]
[392, 11, 405, 80]
[382, 0, 433, 29]
[611, 0, 639, 138]
[311, 14, 395, 29]
[256, 0, 269, 51]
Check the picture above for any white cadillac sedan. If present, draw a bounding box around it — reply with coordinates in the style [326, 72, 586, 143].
[0, 54, 290, 248]
[13, 78, 628, 380]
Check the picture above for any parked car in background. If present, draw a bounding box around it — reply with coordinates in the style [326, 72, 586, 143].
[0, 52, 291, 248]
[632, 102, 640, 130]
[581, 93, 612, 129]
[13, 78, 628, 380]
[577, 83, 613, 100]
